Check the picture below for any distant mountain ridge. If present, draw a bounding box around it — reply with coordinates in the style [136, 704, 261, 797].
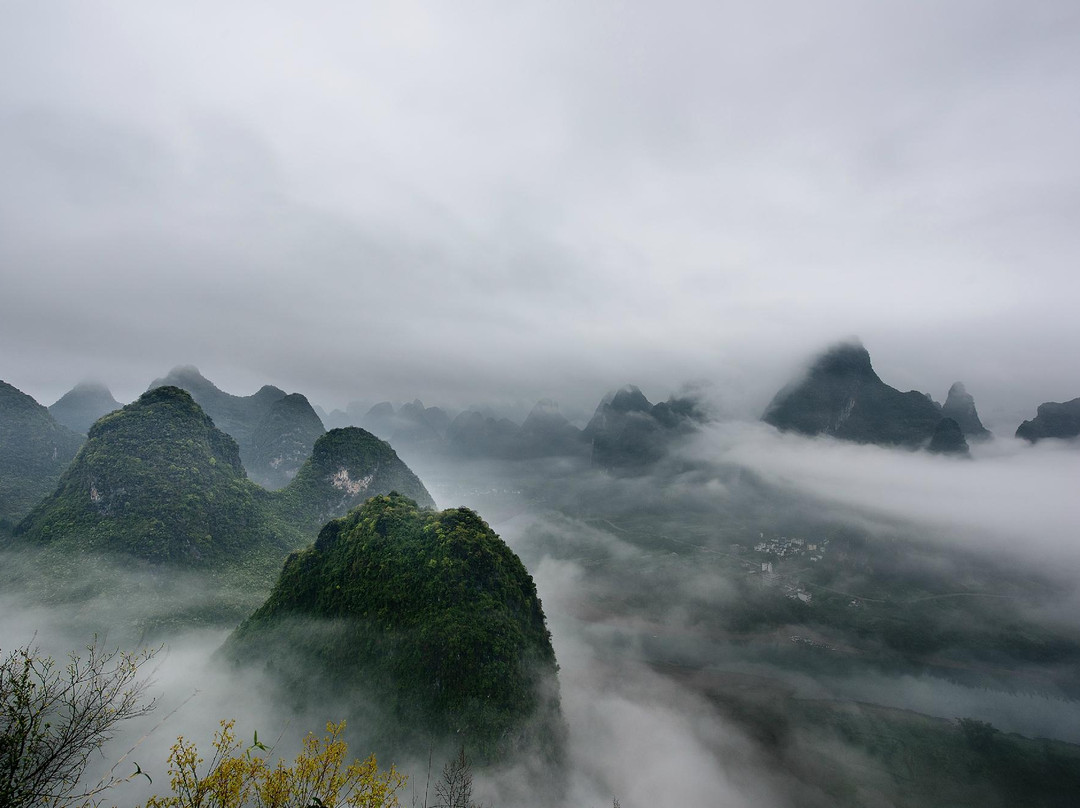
[15, 386, 287, 564]
[584, 384, 705, 469]
[763, 342, 971, 452]
[13, 388, 433, 570]
[148, 366, 325, 488]
[1016, 398, 1080, 443]
[49, 381, 121, 434]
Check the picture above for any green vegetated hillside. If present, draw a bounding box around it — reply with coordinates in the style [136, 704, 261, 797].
[0, 380, 84, 531]
[148, 366, 326, 489]
[274, 426, 435, 531]
[7, 388, 437, 633]
[15, 386, 290, 565]
[222, 493, 563, 762]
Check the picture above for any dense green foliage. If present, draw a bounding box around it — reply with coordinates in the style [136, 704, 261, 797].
[763, 342, 945, 447]
[14, 387, 293, 565]
[148, 366, 326, 487]
[0, 381, 84, 531]
[224, 494, 561, 760]
[272, 427, 434, 531]
[1015, 397, 1080, 442]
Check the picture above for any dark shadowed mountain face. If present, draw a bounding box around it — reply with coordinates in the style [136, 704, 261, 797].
[0, 380, 84, 530]
[246, 393, 326, 490]
[273, 426, 435, 531]
[148, 366, 323, 487]
[941, 382, 991, 441]
[763, 342, 944, 448]
[584, 384, 704, 470]
[48, 381, 121, 435]
[927, 417, 970, 456]
[14, 386, 291, 565]
[1016, 397, 1080, 443]
[222, 493, 563, 762]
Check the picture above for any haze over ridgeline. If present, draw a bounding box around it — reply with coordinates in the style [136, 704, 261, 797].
[3, 2, 1080, 424]
[4, 3, 1080, 805]
[3, 337, 1080, 806]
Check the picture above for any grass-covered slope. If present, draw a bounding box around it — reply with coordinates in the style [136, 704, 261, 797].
[223, 494, 561, 760]
[0, 380, 84, 531]
[272, 427, 435, 531]
[14, 386, 292, 565]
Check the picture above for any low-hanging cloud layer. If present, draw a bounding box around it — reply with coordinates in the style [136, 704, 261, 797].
[2, 1, 1079, 420]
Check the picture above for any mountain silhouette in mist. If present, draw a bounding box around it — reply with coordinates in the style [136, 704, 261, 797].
[1016, 397, 1080, 443]
[584, 384, 704, 469]
[48, 381, 121, 435]
[764, 342, 952, 448]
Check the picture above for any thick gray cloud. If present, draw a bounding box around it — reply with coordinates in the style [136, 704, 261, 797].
[2, 1, 1079, 419]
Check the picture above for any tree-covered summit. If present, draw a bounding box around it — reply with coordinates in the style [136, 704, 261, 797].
[273, 427, 435, 531]
[223, 493, 562, 762]
[14, 386, 290, 565]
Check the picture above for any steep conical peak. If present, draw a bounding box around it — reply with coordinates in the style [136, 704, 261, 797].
[610, 384, 653, 413]
[14, 385, 293, 565]
[763, 341, 942, 447]
[808, 341, 878, 381]
[224, 493, 562, 762]
[49, 381, 121, 434]
[942, 381, 991, 440]
[275, 427, 435, 529]
[150, 365, 216, 393]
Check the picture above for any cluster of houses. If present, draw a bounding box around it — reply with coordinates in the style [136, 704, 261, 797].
[753, 534, 828, 563]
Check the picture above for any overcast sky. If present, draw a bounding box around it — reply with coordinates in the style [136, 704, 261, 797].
[2, 1, 1078, 424]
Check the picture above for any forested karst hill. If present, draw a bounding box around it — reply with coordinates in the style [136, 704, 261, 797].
[14, 386, 291, 565]
[148, 366, 325, 488]
[223, 493, 563, 761]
